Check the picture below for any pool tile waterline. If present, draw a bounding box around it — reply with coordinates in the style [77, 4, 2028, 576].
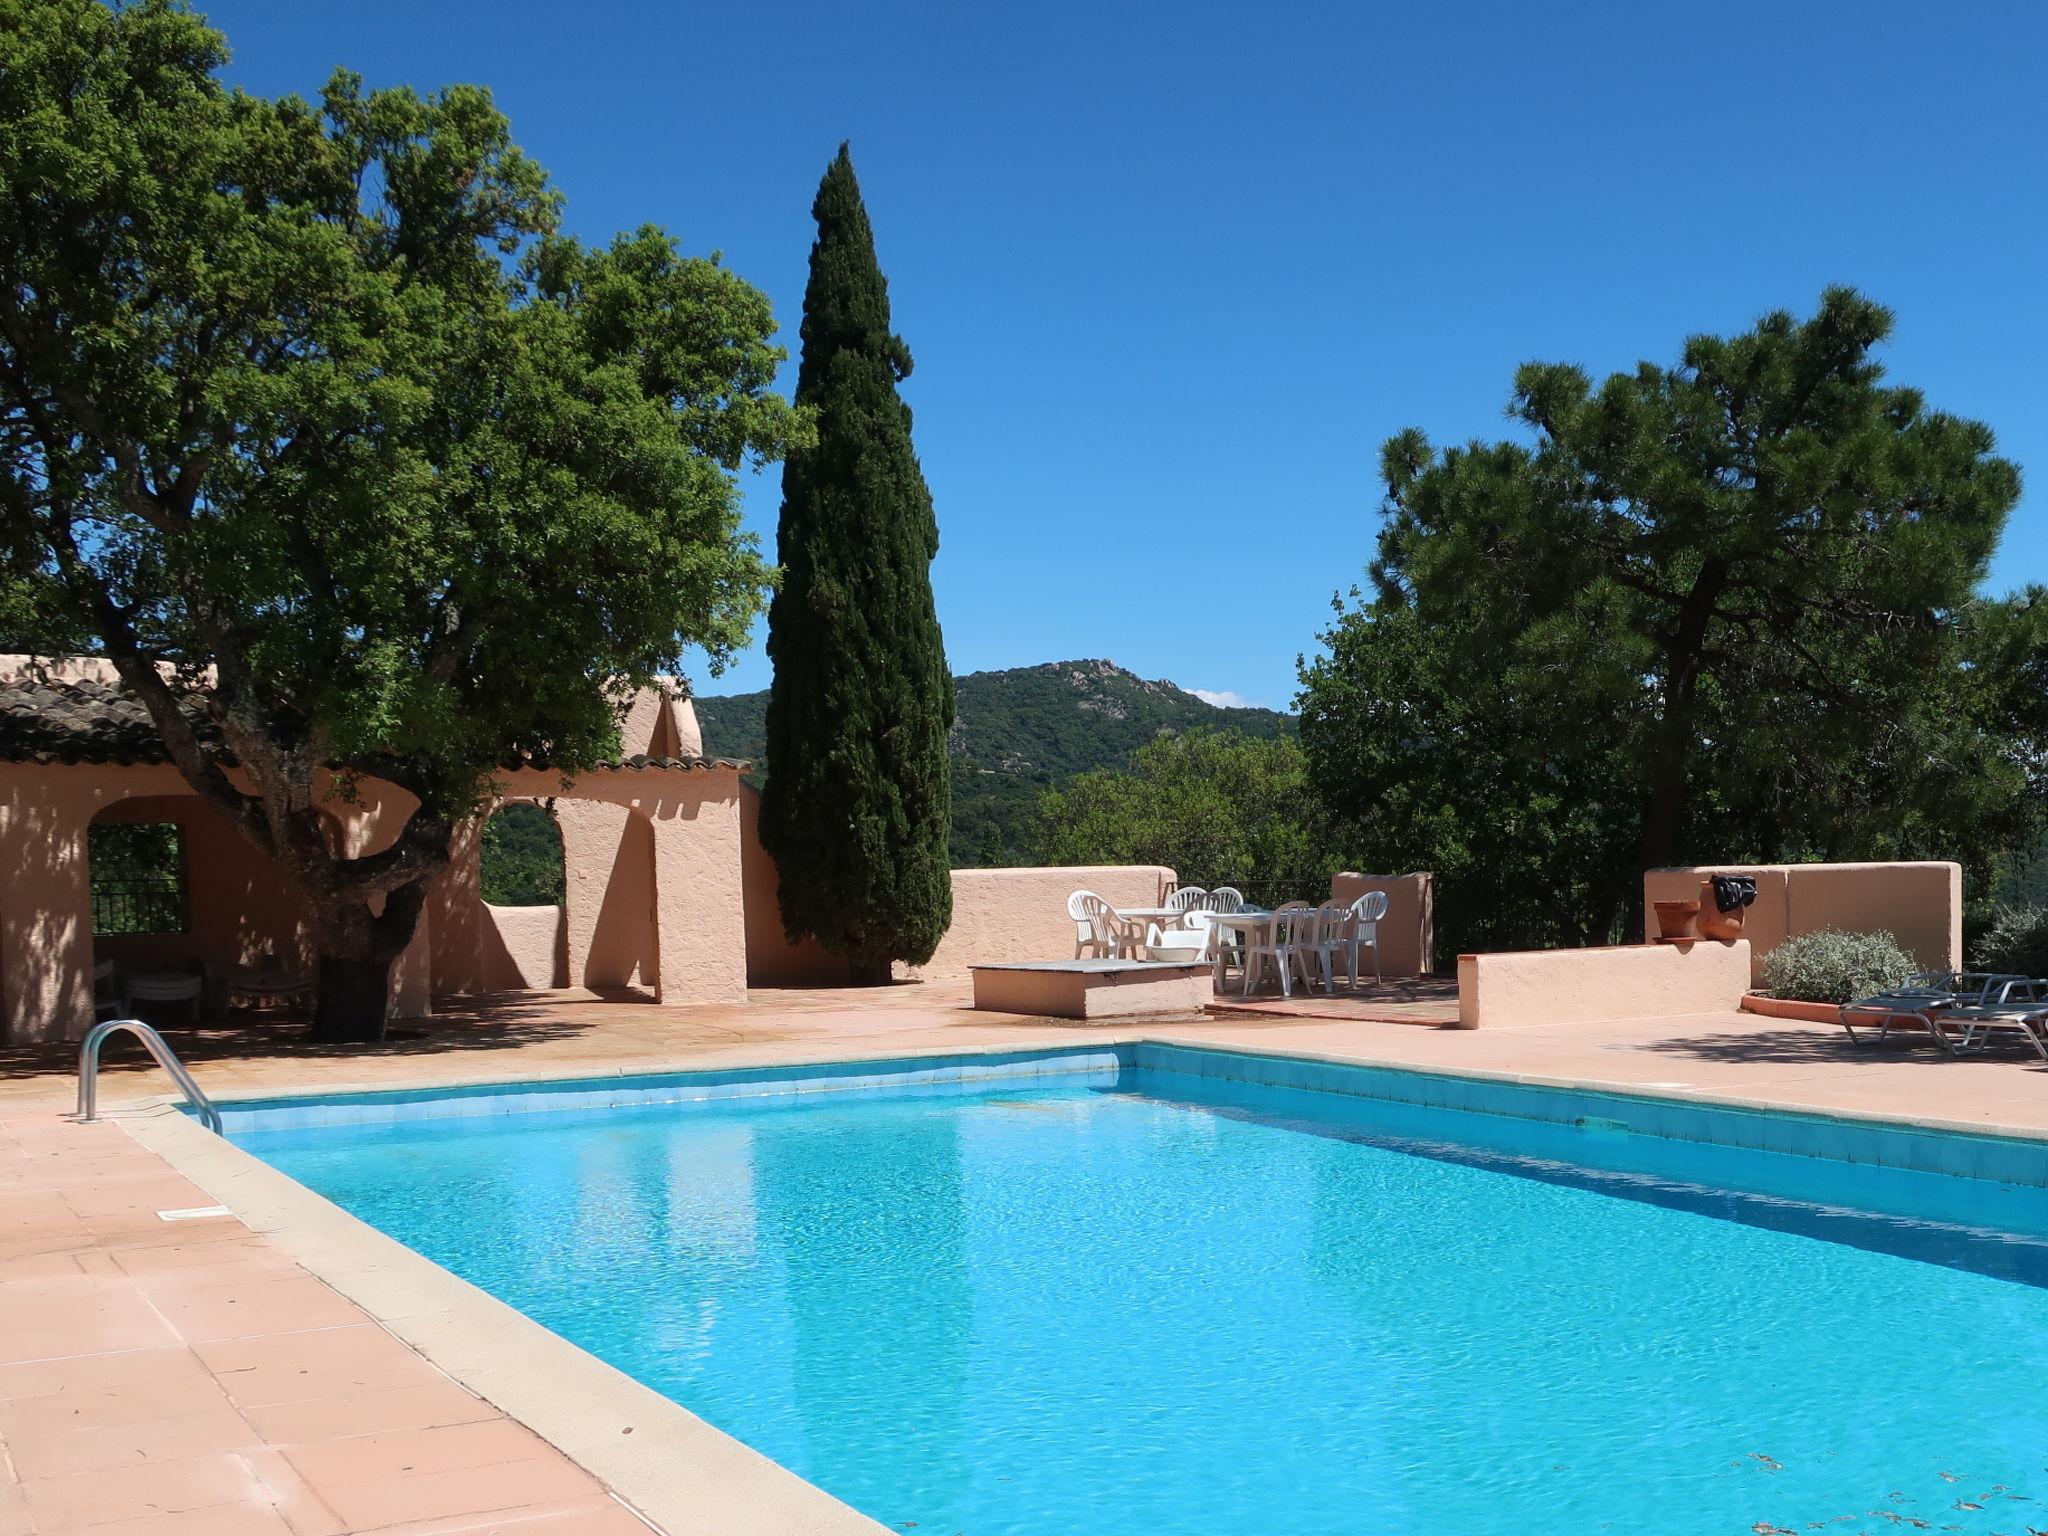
[218, 1039, 2048, 1198]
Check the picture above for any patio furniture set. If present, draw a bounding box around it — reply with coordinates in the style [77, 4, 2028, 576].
[1067, 887, 1391, 998]
[1837, 970, 2048, 1060]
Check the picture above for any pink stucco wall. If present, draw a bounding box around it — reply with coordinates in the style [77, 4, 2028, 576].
[1328, 872, 1435, 977]
[478, 904, 564, 989]
[88, 794, 329, 981]
[616, 677, 704, 760]
[2, 660, 1207, 1039]
[551, 798, 657, 992]
[1457, 939, 1752, 1028]
[905, 865, 1177, 980]
[0, 760, 435, 1043]
[1642, 862, 1961, 982]
[446, 763, 748, 1007]
[738, 786, 851, 987]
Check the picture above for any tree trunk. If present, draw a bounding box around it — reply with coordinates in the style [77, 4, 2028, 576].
[1627, 558, 1730, 938]
[849, 960, 894, 987]
[312, 953, 393, 1043]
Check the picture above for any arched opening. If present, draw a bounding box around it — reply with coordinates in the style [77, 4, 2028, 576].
[87, 796, 339, 1023]
[476, 800, 568, 989]
[481, 801, 566, 906]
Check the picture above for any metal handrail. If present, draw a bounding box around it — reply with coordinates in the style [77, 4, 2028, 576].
[77, 1019, 222, 1135]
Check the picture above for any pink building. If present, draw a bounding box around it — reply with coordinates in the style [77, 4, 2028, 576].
[0, 656, 849, 1045]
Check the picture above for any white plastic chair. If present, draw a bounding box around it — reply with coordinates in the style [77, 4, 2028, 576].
[1204, 887, 1245, 913]
[1164, 886, 1208, 916]
[1205, 910, 1248, 989]
[1070, 891, 1132, 960]
[1295, 901, 1354, 993]
[1069, 889, 1106, 959]
[1328, 890, 1389, 986]
[1245, 901, 1313, 997]
[91, 958, 123, 1023]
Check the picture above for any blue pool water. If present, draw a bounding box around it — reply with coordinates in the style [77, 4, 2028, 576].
[236, 1055, 2048, 1536]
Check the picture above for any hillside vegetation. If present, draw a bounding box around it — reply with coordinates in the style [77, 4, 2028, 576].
[695, 659, 1295, 864]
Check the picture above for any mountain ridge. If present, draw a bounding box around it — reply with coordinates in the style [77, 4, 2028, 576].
[693, 658, 1295, 864]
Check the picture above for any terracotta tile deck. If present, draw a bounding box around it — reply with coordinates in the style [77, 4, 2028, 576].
[0, 1110, 655, 1535]
[4, 978, 2047, 1531]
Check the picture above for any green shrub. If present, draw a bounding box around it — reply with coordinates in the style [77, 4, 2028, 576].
[1970, 904, 2048, 979]
[1760, 928, 1917, 1004]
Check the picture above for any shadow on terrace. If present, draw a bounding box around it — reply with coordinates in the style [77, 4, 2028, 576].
[1633, 1026, 2047, 1070]
[0, 991, 630, 1082]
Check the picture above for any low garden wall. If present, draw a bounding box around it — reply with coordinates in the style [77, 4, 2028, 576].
[909, 865, 1178, 980]
[1328, 872, 1434, 977]
[1642, 862, 1961, 982]
[1458, 940, 1751, 1029]
[478, 903, 563, 990]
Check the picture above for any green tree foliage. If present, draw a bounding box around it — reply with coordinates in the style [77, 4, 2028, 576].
[1301, 604, 1638, 954]
[478, 804, 564, 906]
[1301, 290, 2048, 955]
[1033, 731, 1330, 908]
[0, 0, 798, 1037]
[760, 146, 952, 980]
[1969, 904, 2048, 980]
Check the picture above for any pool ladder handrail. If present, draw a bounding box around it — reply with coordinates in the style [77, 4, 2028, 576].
[77, 1019, 223, 1135]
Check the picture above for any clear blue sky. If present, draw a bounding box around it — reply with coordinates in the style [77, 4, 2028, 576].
[200, 0, 2048, 711]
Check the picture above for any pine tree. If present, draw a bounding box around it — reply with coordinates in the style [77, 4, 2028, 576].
[760, 145, 954, 982]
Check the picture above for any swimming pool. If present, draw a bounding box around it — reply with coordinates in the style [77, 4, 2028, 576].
[231, 1046, 2048, 1536]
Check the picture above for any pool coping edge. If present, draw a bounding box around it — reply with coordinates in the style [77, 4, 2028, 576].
[181, 1029, 2048, 1149]
[1139, 1032, 2048, 1147]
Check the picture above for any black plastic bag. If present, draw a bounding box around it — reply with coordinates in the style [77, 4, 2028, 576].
[1710, 874, 1757, 913]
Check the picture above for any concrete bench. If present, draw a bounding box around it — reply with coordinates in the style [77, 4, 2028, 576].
[971, 959, 1211, 1020]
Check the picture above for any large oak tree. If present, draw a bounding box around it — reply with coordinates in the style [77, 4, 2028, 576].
[0, 0, 799, 1037]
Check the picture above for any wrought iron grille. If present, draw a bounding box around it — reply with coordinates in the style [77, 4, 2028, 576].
[91, 879, 188, 936]
[89, 821, 189, 936]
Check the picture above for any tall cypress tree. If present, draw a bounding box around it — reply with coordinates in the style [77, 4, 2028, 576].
[760, 145, 954, 983]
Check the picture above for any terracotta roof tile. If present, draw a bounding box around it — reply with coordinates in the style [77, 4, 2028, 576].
[0, 677, 214, 765]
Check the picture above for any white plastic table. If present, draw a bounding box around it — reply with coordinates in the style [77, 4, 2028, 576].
[1206, 909, 1278, 992]
[1112, 906, 1181, 925]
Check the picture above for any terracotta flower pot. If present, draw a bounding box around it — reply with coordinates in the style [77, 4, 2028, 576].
[1652, 899, 1699, 940]
[1696, 877, 1748, 942]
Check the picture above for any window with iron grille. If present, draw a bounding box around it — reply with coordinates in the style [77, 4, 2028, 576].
[89, 821, 188, 935]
